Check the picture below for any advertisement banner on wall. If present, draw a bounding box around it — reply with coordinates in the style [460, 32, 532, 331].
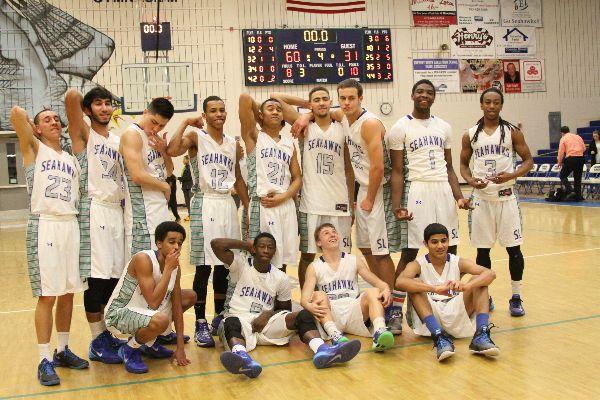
[459, 59, 504, 93]
[411, 0, 457, 27]
[495, 26, 536, 57]
[457, 0, 500, 25]
[520, 59, 545, 92]
[450, 25, 496, 58]
[413, 59, 461, 93]
[500, 0, 542, 27]
[502, 59, 521, 93]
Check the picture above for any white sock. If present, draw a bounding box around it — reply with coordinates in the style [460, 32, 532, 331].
[511, 280, 522, 296]
[308, 338, 325, 353]
[323, 321, 343, 342]
[372, 317, 386, 332]
[127, 336, 142, 349]
[89, 321, 106, 339]
[57, 332, 69, 352]
[231, 344, 247, 353]
[38, 343, 51, 362]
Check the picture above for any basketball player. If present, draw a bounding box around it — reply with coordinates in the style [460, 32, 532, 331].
[301, 223, 395, 352]
[104, 221, 196, 374]
[291, 79, 400, 310]
[459, 88, 533, 316]
[211, 234, 361, 379]
[270, 87, 354, 288]
[10, 106, 88, 386]
[167, 96, 249, 347]
[120, 98, 174, 258]
[64, 88, 126, 364]
[238, 93, 302, 269]
[388, 79, 471, 333]
[396, 223, 499, 361]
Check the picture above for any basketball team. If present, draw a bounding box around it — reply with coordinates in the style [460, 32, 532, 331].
[9, 77, 533, 386]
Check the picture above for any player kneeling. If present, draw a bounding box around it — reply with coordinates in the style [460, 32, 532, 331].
[301, 223, 395, 352]
[396, 223, 499, 361]
[211, 233, 361, 379]
[104, 222, 196, 373]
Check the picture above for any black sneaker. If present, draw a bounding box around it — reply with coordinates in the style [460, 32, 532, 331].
[38, 358, 60, 386]
[53, 347, 89, 369]
[432, 331, 455, 361]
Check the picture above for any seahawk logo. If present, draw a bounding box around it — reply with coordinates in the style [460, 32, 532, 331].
[452, 27, 493, 48]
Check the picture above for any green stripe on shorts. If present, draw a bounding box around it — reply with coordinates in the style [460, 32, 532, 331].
[383, 181, 403, 252]
[124, 168, 151, 255]
[298, 211, 309, 253]
[189, 193, 205, 266]
[248, 197, 261, 242]
[105, 274, 151, 334]
[24, 165, 42, 297]
[76, 152, 91, 279]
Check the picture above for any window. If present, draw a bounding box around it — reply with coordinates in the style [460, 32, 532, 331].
[6, 142, 17, 184]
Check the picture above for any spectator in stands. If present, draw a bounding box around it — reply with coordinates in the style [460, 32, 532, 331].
[178, 155, 193, 220]
[557, 126, 586, 201]
[588, 130, 600, 167]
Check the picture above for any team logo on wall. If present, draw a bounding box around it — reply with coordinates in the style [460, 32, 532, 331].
[450, 25, 496, 58]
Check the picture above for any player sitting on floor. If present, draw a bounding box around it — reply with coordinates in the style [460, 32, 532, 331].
[301, 223, 395, 352]
[211, 233, 362, 379]
[396, 223, 499, 361]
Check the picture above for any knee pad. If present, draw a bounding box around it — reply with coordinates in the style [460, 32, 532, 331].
[476, 248, 492, 269]
[212, 265, 229, 295]
[223, 317, 243, 341]
[507, 246, 524, 281]
[400, 248, 418, 264]
[294, 309, 317, 337]
[447, 245, 458, 255]
[193, 265, 212, 301]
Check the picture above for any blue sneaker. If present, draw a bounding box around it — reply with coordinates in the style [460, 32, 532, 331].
[489, 296, 495, 312]
[89, 332, 122, 364]
[469, 325, 500, 357]
[211, 314, 225, 336]
[53, 347, 89, 369]
[312, 339, 361, 369]
[509, 295, 525, 317]
[432, 331, 455, 361]
[372, 329, 394, 352]
[387, 306, 403, 335]
[140, 343, 174, 359]
[331, 335, 350, 346]
[38, 359, 60, 386]
[220, 350, 262, 378]
[195, 319, 215, 347]
[118, 345, 148, 374]
[156, 331, 191, 345]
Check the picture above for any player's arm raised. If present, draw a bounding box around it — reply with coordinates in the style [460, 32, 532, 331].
[445, 148, 470, 209]
[491, 128, 533, 184]
[9, 106, 38, 165]
[361, 119, 385, 212]
[457, 258, 496, 291]
[269, 92, 304, 125]
[234, 141, 250, 211]
[170, 270, 190, 366]
[460, 132, 487, 189]
[357, 257, 391, 306]
[134, 252, 179, 310]
[64, 89, 89, 154]
[239, 93, 260, 153]
[211, 238, 253, 267]
[166, 117, 202, 157]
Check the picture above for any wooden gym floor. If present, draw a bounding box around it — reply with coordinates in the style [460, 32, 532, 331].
[0, 200, 599, 399]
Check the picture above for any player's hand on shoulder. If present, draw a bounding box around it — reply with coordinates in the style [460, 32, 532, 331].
[394, 207, 413, 221]
[173, 348, 191, 366]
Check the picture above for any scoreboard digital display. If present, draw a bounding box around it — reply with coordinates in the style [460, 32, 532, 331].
[242, 28, 393, 86]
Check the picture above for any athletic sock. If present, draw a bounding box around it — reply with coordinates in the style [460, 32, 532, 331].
[38, 343, 51, 362]
[476, 313, 489, 330]
[308, 338, 326, 353]
[194, 302, 206, 320]
[372, 317, 386, 332]
[57, 332, 69, 352]
[231, 344, 247, 354]
[423, 315, 442, 336]
[323, 321, 343, 343]
[89, 321, 105, 339]
[511, 280, 522, 296]
[128, 336, 142, 349]
[392, 290, 406, 308]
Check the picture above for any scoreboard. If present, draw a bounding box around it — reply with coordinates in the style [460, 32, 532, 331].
[242, 28, 393, 86]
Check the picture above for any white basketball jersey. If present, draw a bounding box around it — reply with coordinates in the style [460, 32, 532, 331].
[388, 114, 452, 182]
[343, 110, 387, 187]
[468, 124, 516, 201]
[300, 121, 349, 216]
[416, 254, 461, 302]
[254, 131, 294, 197]
[313, 253, 360, 301]
[227, 253, 292, 316]
[107, 250, 177, 314]
[196, 129, 237, 195]
[28, 141, 80, 216]
[86, 128, 123, 203]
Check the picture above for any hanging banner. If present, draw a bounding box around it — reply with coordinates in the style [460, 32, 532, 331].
[459, 58, 504, 93]
[500, 0, 542, 27]
[502, 59, 521, 93]
[413, 59, 461, 93]
[450, 25, 496, 58]
[520, 59, 545, 92]
[457, 0, 500, 25]
[495, 26, 536, 57]
[411, 0, 457, 27]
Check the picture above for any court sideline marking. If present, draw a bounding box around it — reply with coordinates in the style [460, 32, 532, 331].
[1, 313, 599, 400]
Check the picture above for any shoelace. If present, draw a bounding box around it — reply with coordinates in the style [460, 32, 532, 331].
[510, 297, 524, 308]
[62, 348, 80, 363]
[479, 324, 497, 343]
[41, 360, 56, 375]
[433, 333, 453, 349]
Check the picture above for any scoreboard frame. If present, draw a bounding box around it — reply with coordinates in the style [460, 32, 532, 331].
[242, 28, 393, 86]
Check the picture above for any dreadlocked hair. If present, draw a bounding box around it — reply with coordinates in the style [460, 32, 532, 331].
[471, 88, 518, 145]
